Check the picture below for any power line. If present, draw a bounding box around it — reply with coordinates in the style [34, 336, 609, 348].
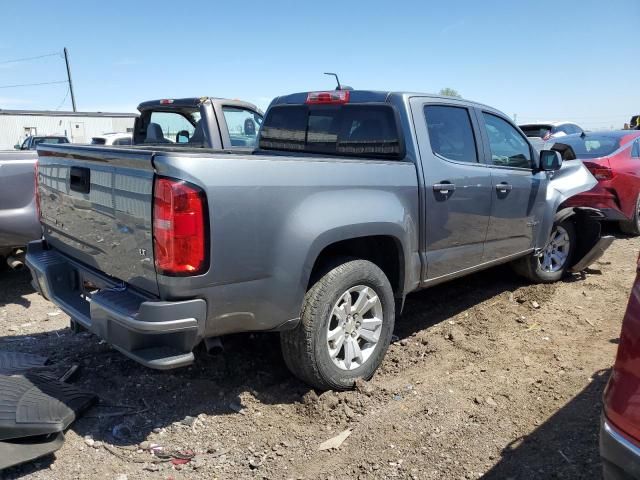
[0, 80, 68, 90]
[55, 86, 70, 110]
[0, 52, 61, 66]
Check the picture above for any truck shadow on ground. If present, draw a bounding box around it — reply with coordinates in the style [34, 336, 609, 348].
[0, 267, 34, 309]
[482, 368, 610, 480]
[1, 262, 595, 477]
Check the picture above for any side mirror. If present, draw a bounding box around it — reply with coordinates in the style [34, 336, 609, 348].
[176, 130, 189, 143]
[14, 144, 20, 150]
[540, 150, 563, 171]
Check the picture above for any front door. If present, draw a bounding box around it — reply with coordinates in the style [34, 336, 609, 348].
[411, 99, 492, 280]
[477, 111, 547, 261]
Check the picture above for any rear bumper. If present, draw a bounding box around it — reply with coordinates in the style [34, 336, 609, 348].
[25, 240, 205, 369]
[600, 416, 640, 480]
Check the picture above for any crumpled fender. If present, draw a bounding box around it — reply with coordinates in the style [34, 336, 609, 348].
[535, 161, 597, 250]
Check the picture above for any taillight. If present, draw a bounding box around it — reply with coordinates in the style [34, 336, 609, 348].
[584, 161, 614, 181]
[305, 90, 350, 105]
[34, 161, 41, 219]
[160, 99, 174, 105]
[542, 132, 552, 141]
[153, 177, 208, 276]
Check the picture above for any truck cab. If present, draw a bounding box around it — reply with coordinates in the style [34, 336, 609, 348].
[134, 97, 263, 149]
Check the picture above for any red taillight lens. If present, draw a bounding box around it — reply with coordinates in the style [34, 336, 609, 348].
[305, 90, 350, 104]
[542, 132, 552, 141]
[584, 161, 614, 181]
[153, 177, 208, 276]
[34, 161, 41, 219]
[160, 99, 174, 105]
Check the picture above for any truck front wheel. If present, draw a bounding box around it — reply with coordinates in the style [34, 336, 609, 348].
[281, 259, 395, 391]
[513, 219, 576, 283]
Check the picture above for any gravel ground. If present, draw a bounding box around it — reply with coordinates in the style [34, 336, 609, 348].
[1, 233, 638, 480]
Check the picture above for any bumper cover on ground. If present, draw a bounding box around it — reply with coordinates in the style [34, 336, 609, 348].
[25, 240, 205, 369]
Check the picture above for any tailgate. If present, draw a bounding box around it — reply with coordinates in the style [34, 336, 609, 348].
[37, 145, 158, 296]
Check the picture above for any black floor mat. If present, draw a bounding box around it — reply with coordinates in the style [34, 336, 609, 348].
[0, 432, 64, 470]
[0, 351, 48, 375]
[0, 373, 96, 441]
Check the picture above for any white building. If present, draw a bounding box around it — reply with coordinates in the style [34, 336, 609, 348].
[0, 109, 137, 150]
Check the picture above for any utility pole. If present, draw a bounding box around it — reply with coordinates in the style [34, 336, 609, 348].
[63, 47, 77, 112]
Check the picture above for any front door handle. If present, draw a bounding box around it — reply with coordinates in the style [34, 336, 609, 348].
[433, 183, 456, 194]
[495, 183, 512, 193]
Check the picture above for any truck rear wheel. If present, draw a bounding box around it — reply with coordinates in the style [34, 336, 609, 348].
[281, 259, 395, 391]
[620, 195, 640, 236]
[513, 220, 576, 283]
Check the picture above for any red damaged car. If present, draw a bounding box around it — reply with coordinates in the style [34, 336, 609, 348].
[554, 131, 640, 235]
[601, 251, 640, 478]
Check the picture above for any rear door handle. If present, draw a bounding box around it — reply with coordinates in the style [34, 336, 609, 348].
[496, 183, 512, 193]
[433, 183, 456, 194]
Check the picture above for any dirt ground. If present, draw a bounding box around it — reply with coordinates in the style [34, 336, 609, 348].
[1, 233, 638, 480]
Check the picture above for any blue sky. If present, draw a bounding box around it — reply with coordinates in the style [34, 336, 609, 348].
[1, 0, 638, 129]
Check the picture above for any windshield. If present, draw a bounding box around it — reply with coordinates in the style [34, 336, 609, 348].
[259, 104, 403, 159]
[520, 125, 553, 138]
[553, 135, 621, 159]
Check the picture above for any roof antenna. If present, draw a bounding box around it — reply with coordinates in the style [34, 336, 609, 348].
[324, 72, 352, 91]
[324, 72, 341, 90]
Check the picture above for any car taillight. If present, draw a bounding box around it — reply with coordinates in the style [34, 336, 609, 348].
[153, 177, 208, 276]
[583, 161, 614, 181]
[305, 90, 350, 104]
[34, 161, 41, 219]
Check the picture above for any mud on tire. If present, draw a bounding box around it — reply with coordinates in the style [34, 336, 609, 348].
[280, 259, 395, 391]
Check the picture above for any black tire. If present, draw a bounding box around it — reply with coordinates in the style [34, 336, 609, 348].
[280, 259, 395, 391]
[513, 219, 576, 283]
[620, 194, 640, 236]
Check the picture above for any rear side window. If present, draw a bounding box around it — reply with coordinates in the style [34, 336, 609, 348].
[259, 104, 403, 159]
[424, 105, 478, 163]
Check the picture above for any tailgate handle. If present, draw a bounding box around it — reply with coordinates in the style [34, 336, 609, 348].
[70, 166, 90, 194]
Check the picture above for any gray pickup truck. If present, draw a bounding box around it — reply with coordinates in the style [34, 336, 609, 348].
[0, 97, 261, 270]
[0, 151, 40, 269]
[26, 89, 610, 390]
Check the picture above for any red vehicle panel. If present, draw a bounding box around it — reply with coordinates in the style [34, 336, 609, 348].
[557, 131, 640, 231]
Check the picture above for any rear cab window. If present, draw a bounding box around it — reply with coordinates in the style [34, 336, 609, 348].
[259, 103, 404, 159]
[520, 125, 553, 139]
[91, 137, 106, 145]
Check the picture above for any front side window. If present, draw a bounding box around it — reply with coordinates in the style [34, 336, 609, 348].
[482, 113, 533, 169]
[424, 105, 478, 163]
[222, 107, 263, 147]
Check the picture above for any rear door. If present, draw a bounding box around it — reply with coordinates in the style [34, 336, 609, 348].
[477, 111, 547, 261]
[410, 98, 492, 280]
[37, 145, 158, 295]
